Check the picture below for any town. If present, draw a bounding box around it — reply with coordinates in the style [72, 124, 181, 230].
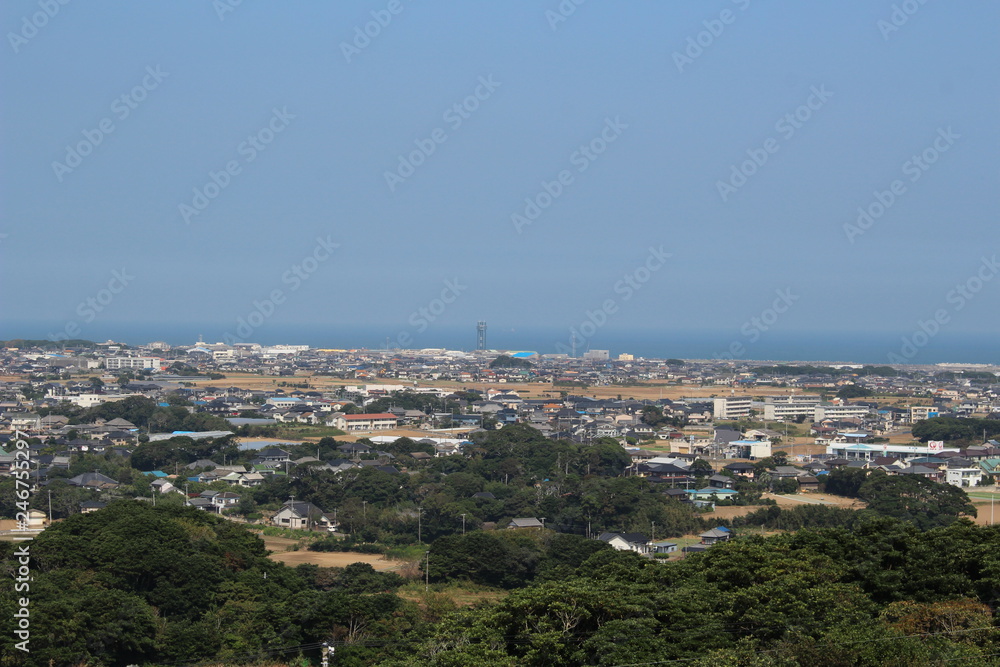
[3, 336, 999, 543]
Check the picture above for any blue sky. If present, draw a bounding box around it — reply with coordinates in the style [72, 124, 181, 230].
[1, 1, 998, 355]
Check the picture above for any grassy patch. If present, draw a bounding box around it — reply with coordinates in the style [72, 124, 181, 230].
[384, 544, 428, 561]
[256, 526, 328, 540]
[397, 581, 507, 608]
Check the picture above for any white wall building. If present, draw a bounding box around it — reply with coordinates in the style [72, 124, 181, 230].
[946, 467, 983, 488]
[814, 404, 872, 421]
[713, 396, 752, 420]
[104, 356, 164, 371]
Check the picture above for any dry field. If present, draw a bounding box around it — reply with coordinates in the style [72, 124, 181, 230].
[764, 492, 866, 509]
[966, 489, 1000, 526]
[268, 549, 402, 570]
[260, 534, 403, 570]
[193, 373, 815, 403]
[705, 493, 866, 522]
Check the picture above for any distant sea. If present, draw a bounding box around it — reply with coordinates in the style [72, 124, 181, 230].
[3, 321, 997, 366]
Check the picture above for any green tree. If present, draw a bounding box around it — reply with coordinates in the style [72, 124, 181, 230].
[825, 467, 869, 497]
[837, 384, 873, 399]
[859, 472, 976, 529]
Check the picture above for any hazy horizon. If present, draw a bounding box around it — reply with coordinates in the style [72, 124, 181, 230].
[2, 2, 997, 366]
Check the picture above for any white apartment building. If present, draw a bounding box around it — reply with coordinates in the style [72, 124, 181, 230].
[63, 393, 140, 408]
[762, 402, 818, 421]
[814, 404, 872, 421]
[213, 349, 238, 362]
[713, 396, 753, 420]
[104, 356, 164, 371]
[326, 413, 399, 432]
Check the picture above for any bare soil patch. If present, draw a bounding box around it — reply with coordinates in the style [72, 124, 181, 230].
[764, 492, 866, 509]
[708, 505, 771, 521]
[267, 549, 402, 570]
[259, 532, 404, 569]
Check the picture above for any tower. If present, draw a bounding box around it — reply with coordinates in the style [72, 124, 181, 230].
[476, 321, 487, 350]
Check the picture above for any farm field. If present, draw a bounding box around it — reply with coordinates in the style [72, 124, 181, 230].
[260, 533, 404, 570]
[966, 488, 1000, 526]
[189, 372, 817, 403]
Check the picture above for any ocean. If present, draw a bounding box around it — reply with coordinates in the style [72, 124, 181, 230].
[3, 321, 996, 366]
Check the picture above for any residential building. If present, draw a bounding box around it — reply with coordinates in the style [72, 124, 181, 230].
[326, 413, 399, 432]
[713, 396, 752, 420]
[814, 404, 872, 421]
[104, 356, 164, 371]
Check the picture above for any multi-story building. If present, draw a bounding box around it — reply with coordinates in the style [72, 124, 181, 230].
[713, 396, 752, 420]
[326, 412, 399, 432]
[104, 356, 164, 371]
[909, 405, 940, 423]
[814, 404, 872, 421]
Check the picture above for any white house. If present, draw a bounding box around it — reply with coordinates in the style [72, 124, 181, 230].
[272, 500, 333, 530]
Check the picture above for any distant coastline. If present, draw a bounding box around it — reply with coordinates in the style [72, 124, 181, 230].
[2, 322, 996, 367]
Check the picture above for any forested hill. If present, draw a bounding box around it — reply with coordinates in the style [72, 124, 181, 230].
[5, 502, 1000, 665]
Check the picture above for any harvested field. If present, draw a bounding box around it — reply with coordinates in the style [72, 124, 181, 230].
[268, 549, 402, 570]
[260, 533, 404, 570]
[708, 505, 772, 521]
[967, 489, 1000, 526]
[190, 373, 818, 403]
[704, 494, 865, 522]
[764, 493, 866, 509]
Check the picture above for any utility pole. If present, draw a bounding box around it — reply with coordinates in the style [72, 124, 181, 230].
[321, 642, 331, 667]
[48, 490, 52, 524]
[362, 500, 367, 520]
[425, 550, 430, 592]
